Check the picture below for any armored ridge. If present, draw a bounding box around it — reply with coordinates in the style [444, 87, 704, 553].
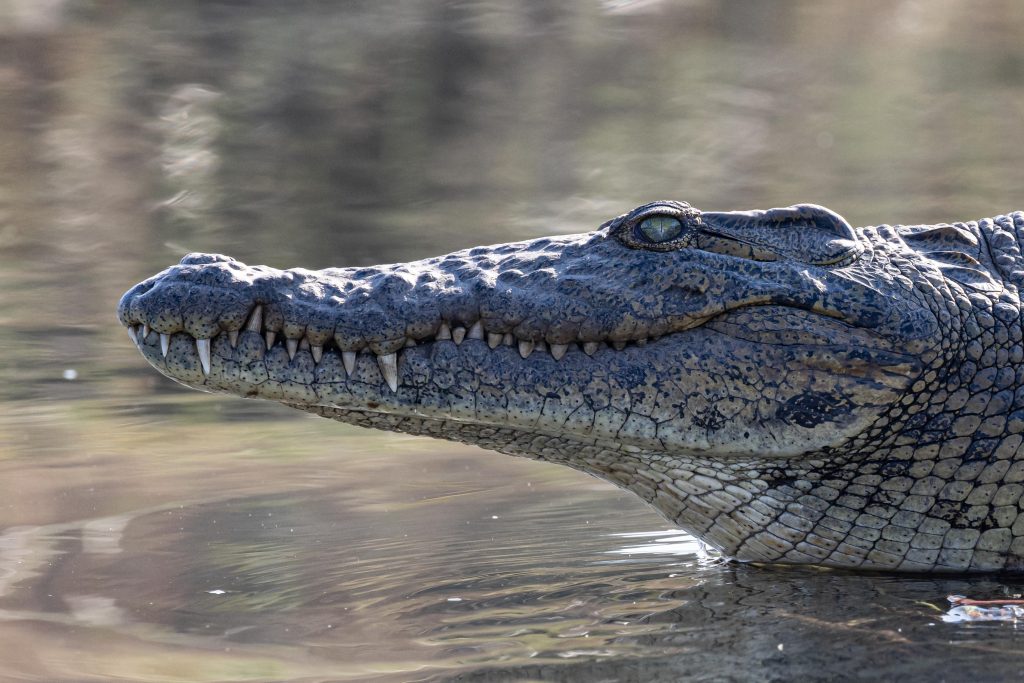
[119, 201, 1024, 572]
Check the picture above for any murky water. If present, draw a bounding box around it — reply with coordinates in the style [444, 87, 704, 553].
[4, 1, 1024, 680]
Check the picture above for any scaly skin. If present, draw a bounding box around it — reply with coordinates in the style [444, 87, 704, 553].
[119, 201, 1024, 572]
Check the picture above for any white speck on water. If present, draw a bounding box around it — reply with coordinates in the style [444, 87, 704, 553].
[777, 643, 784, 652]
[491, 515, 499, 519]
[447, 597, 463, 602]
[207, 589, 226, 595]
[62, 369, 78, 380]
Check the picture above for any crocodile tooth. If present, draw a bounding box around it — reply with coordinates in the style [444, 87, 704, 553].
[342, 350, 356, 376]
[265, 330, 276, 350]
[228, 329, 239, 348]
[436, 322, 452, 340]
[636, 338, 648, 347]
[468, 321, 484, 340]
[452, 326, 467, 345]
[127, 326, 138, 344]
[311, 344, 323, 363]
[519, 340, 534, 358]
[404, 338, 417, 348]
[160, 333, 170, 357]
[612, 340, 627, 351]
[196, 338, 211, 375]
[377, 352, 398, 392]
[141, 323, 150, 341]
[487, 332, 503, 349]
[299, 337, 310, 351]
[550, 343, 568, 360]
[245, 305, 263, 332]
[502, 333, 514, 346]
[583, 342, 599, 356]
[286, 338, 298, 360]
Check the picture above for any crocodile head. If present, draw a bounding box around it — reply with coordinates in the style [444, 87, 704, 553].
[119, 201, 1023, 572]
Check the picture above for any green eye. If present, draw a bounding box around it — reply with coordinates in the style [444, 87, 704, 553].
[638, 216, 683, 243]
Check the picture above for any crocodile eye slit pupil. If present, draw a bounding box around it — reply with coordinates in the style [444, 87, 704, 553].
[638, 216, 683, 243]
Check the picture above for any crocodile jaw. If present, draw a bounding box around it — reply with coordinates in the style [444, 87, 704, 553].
[123, 281, 921, 461]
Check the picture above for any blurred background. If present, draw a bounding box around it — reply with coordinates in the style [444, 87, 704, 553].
[3, 1, 1024, 681]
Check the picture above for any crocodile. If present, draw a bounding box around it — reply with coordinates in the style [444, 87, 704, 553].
[118, 200, 1024, 572]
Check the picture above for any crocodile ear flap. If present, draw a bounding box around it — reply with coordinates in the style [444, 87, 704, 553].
[699, 204, 861, 266]
[901, 224, 979, 251]
[902, 225, 1001, 292]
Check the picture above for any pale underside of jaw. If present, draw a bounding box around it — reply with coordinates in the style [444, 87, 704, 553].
[125, 303, 692, 392]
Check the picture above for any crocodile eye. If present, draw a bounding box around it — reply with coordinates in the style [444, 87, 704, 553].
[611, 201, 699, 251]
[638, 216, 683, 243]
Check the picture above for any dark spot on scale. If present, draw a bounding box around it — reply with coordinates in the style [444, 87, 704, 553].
[693, 404, 727, 431]
[246, 390, 258, 397]
[878, 460, 910, 477]
[777, 391, 851, 429]
[367, 401, 380, 409]
[930, 501, 969, 524]
[964, 437, 999, 462]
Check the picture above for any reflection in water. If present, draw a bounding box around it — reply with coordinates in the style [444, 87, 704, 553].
[4, 0, 1024, 680]
[608, 530, 707, 557]
[5, 479, 1024, 681]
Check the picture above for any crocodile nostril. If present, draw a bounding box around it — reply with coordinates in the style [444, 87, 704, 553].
[179, 253, 236, 266]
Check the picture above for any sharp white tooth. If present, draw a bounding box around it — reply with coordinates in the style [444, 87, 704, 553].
[550, 343, 568, 360]
[228, 329, 239, 348]
[141, 323, 150, 340]
[265, 330, 276, 350]
[342, 350, 357, 376]
[452, 326, 467, 345]
[404, 338, 417, 348]
[160, 333, 170, 357]
[502, 333, 514, 346]
[612, 340, 627, 351]
[286, 338, 298, 360]
[245, 305, 263, 332]
[583, 342, 599, 356]
[311, 345, 323, 363]
[519, 339, 534, 358]
[436, 322, 452, 340]
[377, 352, 398, 392]
[468, 321, 484, 340]
[196, 338, 211, 375]
[127, 326, 138, 344]
[487, 332, 503, 349]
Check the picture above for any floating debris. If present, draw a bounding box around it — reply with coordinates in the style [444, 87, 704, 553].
[941, 595, 1024, 623]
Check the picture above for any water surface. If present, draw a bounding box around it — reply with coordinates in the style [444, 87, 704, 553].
[4, 1, 1024, 680]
